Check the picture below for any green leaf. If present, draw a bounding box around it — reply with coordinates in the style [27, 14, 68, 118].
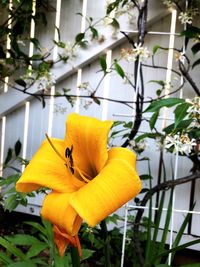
[149, 80, 165, 87]
[140, 174, 152, 180]
[149, 111, 159, 130]
[191, 42, 200, 55]
[90, 27, 98, 39]
[144, 98, 185, 113]
[174, 102, 191, 128]
[111, 18, 120, 29]
[99, 55, 107, 73]
[192, 58, 200, 69]
[7, 262, 37, 267]
[163, 119, 192, 134]
[15, 79, 26, 88]
[14, 140, 21, 157]
[82, 249, 95, 261]
[75, 33, 85, 43]
[4, 194, 19, 212]
[153, 45, 160, 54]
[26, 243, 48, 258]
[179, 264, 200, 267]
[0, 237, 27, 261]
[0, 251, 14, 264]
[135, 133, 158, 143]
[5, 234, 43, 246]
[181, 26, 200, 39]
[114, 62, 125, 78]
[92, 96, 101, 105]
[4, 148, 13, 165]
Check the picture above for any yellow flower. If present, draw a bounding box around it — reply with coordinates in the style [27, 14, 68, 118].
[16, 113, 141, 256]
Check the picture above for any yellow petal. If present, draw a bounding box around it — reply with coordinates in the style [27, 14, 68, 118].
[64, 113, 113, 180]
[70, 147, 142, 227]
[16, 139, 84, 193]
[41, 191, 82, 236]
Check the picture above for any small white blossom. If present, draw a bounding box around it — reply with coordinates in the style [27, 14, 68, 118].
[165, 133, 196, 155]
[61, 42, 77, 59]
[174, 52, 185, 63]
[121, 44, 150, 62]
[163, 0, 175, 8]
[178, 9, 199, 25]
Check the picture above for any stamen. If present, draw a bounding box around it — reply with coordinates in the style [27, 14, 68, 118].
[45, 133, 91, 183]
[45, 133, 68, 164]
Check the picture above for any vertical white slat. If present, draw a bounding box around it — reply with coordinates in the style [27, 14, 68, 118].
[75, 69, 82, 114]
[102, 50, 112, 120]
[75, 0, 87, 115]
[29, 0, 36, 60]
[21, 102, 30, 172]
[168, 152, 179, 264]
[0, 117, 6, 177]
[48, 0, 62, 136]
[162, 9, 177, 129]
[4, 0, 13, 93]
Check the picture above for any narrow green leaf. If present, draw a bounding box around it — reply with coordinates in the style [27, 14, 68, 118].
[135, 133, 158, 143]
[179, 264, 200, 267]
[114, 62, 125, 78]
[111, 18, 120, 29]
[0, 237, 27, 261]
[26, 243, 48, 258]
[181, 26, 200, 38]
[191, 42, 200, 55]
[144, 98, 185, 113]
[4, 148, 13, 165]
[170, 204, 195, 261]
[163, 119, 192, 134]
[153, 45, 161, 54]
[174, 102, 191, 128]
[140, 174, 152, 180]
[82, 249, 95, 261]
[75, 33, 85, 43]
[14, 140, 22, 157]
[15, 79, 26, 88]
[149, 80, 165, 87]
[4, 194, 19, 212]
[153, 239, 200, 262]
[149, 111, 159, 130]
[155, 190, 173, 265]
[90, 27, 98, 39]
[5, 234, 43, 246]
[151, 191, 166, 257]
[99, 55, 107, 73]
[7, 262, 37, 267]
[0, 251, 14, 264]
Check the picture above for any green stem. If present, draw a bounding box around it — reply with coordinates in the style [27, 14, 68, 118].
[71, 247, 80, 267]
[100, 220, 111, 267]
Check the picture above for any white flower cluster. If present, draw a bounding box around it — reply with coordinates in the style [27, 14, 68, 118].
[163, 0, 175, 8]
[121, 44, 150, 62]
[60, 42, 77, 60]
[178, 8, 199, 24]
[129, 139, 148, 153]
[21, 70, 56, 92]
[165, 133, 196, 155]
[187, 97, 200, 127]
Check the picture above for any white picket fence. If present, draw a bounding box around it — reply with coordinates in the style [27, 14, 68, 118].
[0, 1, 199, 265]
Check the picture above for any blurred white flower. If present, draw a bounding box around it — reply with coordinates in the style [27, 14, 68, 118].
[178, 9, 199, 25]
[121, 44, 150, 62]
[165, 133, 196, 155]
